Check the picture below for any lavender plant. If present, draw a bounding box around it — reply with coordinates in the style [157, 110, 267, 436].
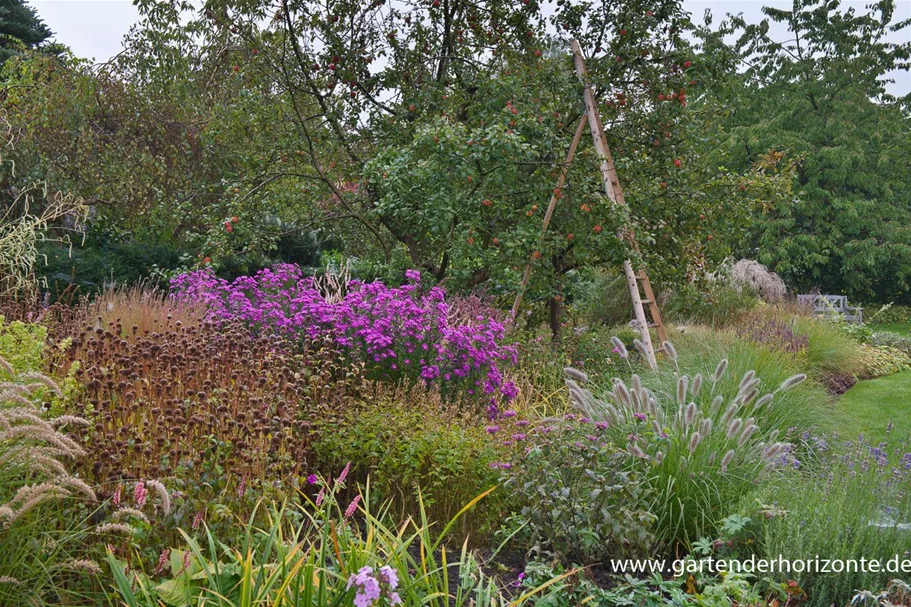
[760, 429, 911, 606]
[563, 342, 805, 550]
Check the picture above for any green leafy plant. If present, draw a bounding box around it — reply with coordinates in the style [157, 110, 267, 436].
[311, 398, 509, 541]
[108, 475, 573, 607]
[858, 345, 911, 379]
[501, 417, 655, 565]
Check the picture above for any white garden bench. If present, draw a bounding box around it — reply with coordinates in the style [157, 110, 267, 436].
[797, 294, 863, 324]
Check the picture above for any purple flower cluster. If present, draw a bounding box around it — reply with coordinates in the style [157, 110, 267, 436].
[347, 565, 401, 607]
[170, 265, 518, 405]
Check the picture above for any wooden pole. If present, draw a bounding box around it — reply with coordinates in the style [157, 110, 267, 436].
[571, 40, 658, 369]
[511, 114, 588, 318]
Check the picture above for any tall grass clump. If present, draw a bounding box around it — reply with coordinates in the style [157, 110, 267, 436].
[643, 327, 830, 434]
[109, 470, 569, 606]
[76, 283, 204, 339]
[759, 430, 911, 606]
[0, 354, 99, 603]
[563, 343, 807, 551]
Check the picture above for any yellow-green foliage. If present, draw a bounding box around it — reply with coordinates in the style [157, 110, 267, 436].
[792, 315, 864, 377]
[858, 344, 911, 379]
[312, 400, 510, 541]
[0, 316, 47, 374]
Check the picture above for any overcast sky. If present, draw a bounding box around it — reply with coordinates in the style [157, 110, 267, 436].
[30, 0, 911, 94]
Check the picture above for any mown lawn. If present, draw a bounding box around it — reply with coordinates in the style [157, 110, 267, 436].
[871, 322, 911, 335]
[835, 370, 911, 445]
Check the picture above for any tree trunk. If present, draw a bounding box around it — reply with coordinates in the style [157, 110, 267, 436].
[549, 295, 563, 343]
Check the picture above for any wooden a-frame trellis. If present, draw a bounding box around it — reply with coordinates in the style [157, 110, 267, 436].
[511, 40, 667, 369]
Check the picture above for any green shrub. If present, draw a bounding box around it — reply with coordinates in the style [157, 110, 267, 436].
[0, 316, 47, 374]
[571, 270, 635, 327]
[311, 399, 509, 541]
[867, 304, 911, 325]
[857, 344, 911, 379]
[869, 330, 911, 356]
[501, 418, 655, 564]
[758, 432, 911, 606]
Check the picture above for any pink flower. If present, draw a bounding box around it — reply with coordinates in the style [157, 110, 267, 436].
[133, 481, 147, 508]
[337, 462, 351, 486]
[344, 495, 361, 519]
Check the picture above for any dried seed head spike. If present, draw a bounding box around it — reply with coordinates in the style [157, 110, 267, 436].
[739, 423, 759, 447]
[713, 359, 729, 382]
[688, 431, 702, 453]
[662, 341, 678, 361]
[0, 356, 14, 378]
[631, 374, 642, 395]
[779, 374, 807, 391]
[721, 450, 735, 469]
[754, 394, 774, 408]
[22, 372, 62, 397]
[742, 387, 759, 405]
[629, 444, 646, 458]
[710, 395, 724, 414]
[726, 418, 743, 439]
[55, 559, 102, 575]
[700, 418, 713, 437]
[58, 477, 97, 501]
[112, 508, 149, 524]
[647, 395, 659, 418]
[739, 370, 756, 391]
[605, 404, 621, 424]
[563, 367, 589, 384]
[630, 387, 643, 412]
[676, 376, 688, 406]
[610, 336, 628, 359]
[52, 416, 91, 428]
[684, 402, 697, 427]
[96, 523, 137, 536]
[690, 374, 703, 398]
[655, 451, 665, 464]
[613, 380, 631, 407]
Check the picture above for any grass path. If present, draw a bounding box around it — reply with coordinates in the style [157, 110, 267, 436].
[834, 370, 911, 444]
[870, 322, 911, 335]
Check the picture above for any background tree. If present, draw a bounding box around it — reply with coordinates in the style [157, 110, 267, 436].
[0, 0, 51, 65]
[697, 0, 911, 303]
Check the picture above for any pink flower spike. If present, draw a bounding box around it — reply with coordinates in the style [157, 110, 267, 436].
[344, 495, 361, 519]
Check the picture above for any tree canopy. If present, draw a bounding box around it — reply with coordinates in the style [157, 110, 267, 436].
[1, 0, 909, 311]
[0, 0, 51, 64]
